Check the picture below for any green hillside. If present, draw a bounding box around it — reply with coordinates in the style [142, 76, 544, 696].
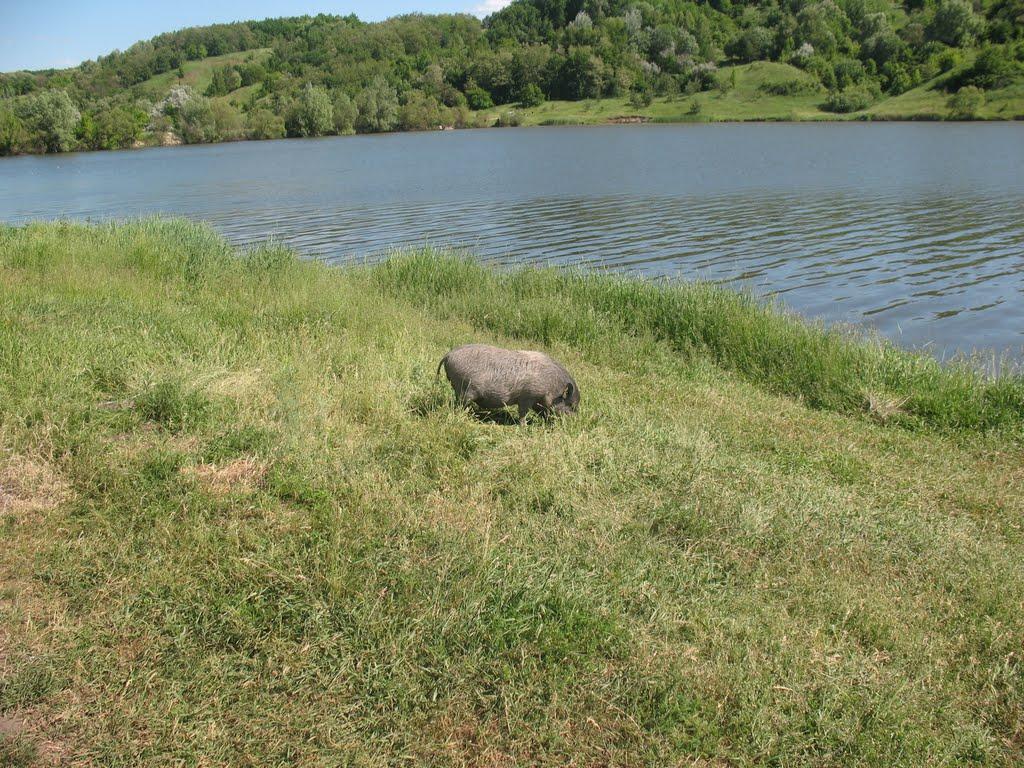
[0, 1, 1022, 155]
[135, 49, 273, 101]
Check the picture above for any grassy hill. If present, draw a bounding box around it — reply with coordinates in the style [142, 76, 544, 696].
[134, 48, 273, 102]
[2, 220, 1023, 765]
[482, 61, 1024, 125]
[869, 68, 1024, 120]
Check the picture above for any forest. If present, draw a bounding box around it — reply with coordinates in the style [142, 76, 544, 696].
[0, 0, 1022, 154]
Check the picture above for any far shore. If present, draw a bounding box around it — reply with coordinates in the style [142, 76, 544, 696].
[2, 106, 1021, 161]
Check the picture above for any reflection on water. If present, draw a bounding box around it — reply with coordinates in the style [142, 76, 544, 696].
[1, 123, 1022, 360]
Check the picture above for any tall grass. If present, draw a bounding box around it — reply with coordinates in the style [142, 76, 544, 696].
[2, 220, 1023, 766]
[367, 252, 1024, 434]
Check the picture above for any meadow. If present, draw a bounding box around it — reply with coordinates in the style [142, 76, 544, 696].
[1, 220, 1022, 766]
[480, 62, 1024, 126]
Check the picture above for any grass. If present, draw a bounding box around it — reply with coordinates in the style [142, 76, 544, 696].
[1, 219, 1023, 766]
[478, 61, 1024, 125]
[133, 49, 272, 102]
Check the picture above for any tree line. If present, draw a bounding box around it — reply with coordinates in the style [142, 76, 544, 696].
[1, 0, 1022, 154]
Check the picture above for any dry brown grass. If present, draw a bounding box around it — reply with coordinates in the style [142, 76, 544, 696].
[0, 456, 70, 521]
[180, 456, 267, 495]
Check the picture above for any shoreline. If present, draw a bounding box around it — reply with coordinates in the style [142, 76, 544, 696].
[2, 111, 1022, 160]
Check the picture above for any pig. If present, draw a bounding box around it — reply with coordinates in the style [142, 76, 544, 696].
[437, 343, 580, 425]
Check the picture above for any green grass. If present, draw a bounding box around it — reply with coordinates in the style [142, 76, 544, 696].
[2, 220, 1023, 765]
[478, 61, 1024, 125]
[480, 63, 832, 125]
[134, 49, 272, 102]
[868, 75, 1024, 120]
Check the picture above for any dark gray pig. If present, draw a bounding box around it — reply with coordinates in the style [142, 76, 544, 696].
[437, 343, 580, 424]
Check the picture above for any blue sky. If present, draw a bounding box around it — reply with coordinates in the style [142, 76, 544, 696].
[0, 0, 512, 72]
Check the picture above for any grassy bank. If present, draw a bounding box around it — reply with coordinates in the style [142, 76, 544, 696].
[2, 220, 1023, 766]
[480, 63, 1024, 126]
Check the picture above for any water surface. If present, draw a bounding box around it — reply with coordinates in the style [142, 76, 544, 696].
[1, 124, 1022, 360]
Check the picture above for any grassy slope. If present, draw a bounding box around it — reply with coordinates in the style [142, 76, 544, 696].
[483, 62, 833, 125]
[870, 73, 1024, 120]
[130, 53, 1024, 139]
[133, 49, 273, 102]
[481, 61, 1024, 124]
[1, 220, 1023, 766]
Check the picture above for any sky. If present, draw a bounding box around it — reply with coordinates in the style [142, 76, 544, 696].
[0, 0, 513, 72]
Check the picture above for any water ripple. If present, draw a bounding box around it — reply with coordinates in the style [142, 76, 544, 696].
[1, 125, 1023, 359]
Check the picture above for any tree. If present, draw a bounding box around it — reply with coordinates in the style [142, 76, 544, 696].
[211, 100, 244, 140]
[246, 109, 285, 139]
[947, 85, 985, 118]
[557, 47, 605, 99]
[518, 82, 546, 107]
[629, 82, 655, 107]
[833, 58, 867, 89]
[80, 103, 148, 150]
[0, 106, 28, 155]
[177, 94, 217, 143]
[927, 0, 981, 47]
[288, 83, 334, 137]
[464, 81, 494, 110]
[727, 26, 774, 63]
[796, 1, 852, 58]
[17, 89, 81, 153]
[355, 77, 399, 132]
[399, 90, 449, 131]
[824, 83, 879, 112]
[951, 45, 1022, 89]
[206, 65, 242, 96]
[333, 92, 358, 134]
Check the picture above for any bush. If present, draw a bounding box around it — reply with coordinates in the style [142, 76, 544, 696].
[236, 62, 266, 87]
[355, 76, 399, 133]
[726, 26, 774, 63]
[833, 58, 867, 90]
[518, 83, 545, 107]
[177, 94, 217, 143]
[496, 110, 522, 127]
[948, 45, 1022, 90]
[286, 83, 333, 137]
[16, 89, 81, 153]
[628, 83, 654, 108]
[464, 83, 494, 110]
[0, 105, 29, 155]
[824, 84, 879, 113]
[933, 48, 963, 73]
[759, 79, 819, 96]
[245, 109, 285, 140]
[332, 92, 357, 134]
[206, 65, 242, 97]
[926, 0, 981, 47]
[947, 85, 985, 118]
[79, 104, 148, 150]
[211, 101, 244, 140]
[399, 90, 450, 131]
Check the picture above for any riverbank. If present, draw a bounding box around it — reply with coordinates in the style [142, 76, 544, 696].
[3, 60, 1023, 159]
[2, 220, 1023, 765]
[479, 62, 1024, 126]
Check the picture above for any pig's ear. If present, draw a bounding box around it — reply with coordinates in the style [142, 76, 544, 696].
[563, 382, 574, 400]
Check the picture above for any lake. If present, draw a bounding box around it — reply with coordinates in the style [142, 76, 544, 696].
[1, 123, 1022, 362]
